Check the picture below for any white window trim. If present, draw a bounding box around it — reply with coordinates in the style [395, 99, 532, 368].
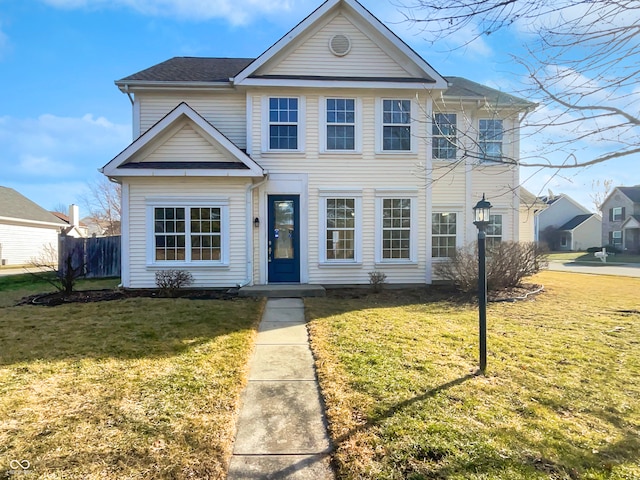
[478, 118, 504, 163]
[375, 98, 417, 154]
[261, 96, 306, 153]
[432, 113, 458, 161]
[319, 97, 362, 154]
[612, 230, 623, 245]
[318, 190, 363, 265]
[145, 197, 230, 267]
[374, 189, 418, 264]
[486, 212, 504, 243]
[612, 207, 623, 221]
[431, 210, 462, 260]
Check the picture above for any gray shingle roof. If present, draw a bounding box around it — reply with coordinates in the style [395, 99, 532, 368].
[0, 187, 67, 225]
[618, 186, 640, 203]
[559, 214, 595, 231]
[116, 57, 533, 106]
[117, 57, 255, 83]
[444, 76, 535, 108]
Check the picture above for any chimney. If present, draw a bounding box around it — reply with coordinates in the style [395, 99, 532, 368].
[69, 204, 80, 228]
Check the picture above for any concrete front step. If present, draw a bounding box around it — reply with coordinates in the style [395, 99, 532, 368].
[239, 284, 326, 298]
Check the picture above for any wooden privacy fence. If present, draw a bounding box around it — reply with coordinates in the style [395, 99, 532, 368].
[58, 236, 121, 279]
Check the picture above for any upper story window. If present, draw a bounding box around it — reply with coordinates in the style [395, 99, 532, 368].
[479, 119, 503, 162]
[611, 207, 624, 221]
[432, 113, 457, 160]
[326, 98, 355, 151]
[382, 99, 412, 151]
[269, 97, 298, 150]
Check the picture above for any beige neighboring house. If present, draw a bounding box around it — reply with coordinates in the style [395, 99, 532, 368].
[518, 187, 546, 242]
[0, 186, 67, 267]
[51, 205, 90, 238]
[102, 0, 535, 288]
[536, 193, 601, 251]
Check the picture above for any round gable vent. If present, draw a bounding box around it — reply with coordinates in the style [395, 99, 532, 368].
[329, 34, 351, 56]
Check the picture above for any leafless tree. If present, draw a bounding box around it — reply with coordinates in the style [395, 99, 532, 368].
[80, 177, 121, 235]
[398, 0, 640, 170]
[590, 178, 613, 212]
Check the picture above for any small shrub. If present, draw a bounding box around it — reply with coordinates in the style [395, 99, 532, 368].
[602, 245, 622, 255]
[155, 270, 194, 297]
[368, 271, 387, 293]
[434, 241, 548, 293]
[586, 246, 602, 253]
[29, 244, 86, 296]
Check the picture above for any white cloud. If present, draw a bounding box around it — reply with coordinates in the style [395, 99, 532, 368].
[40, 0, 300, 25]
[19, 154, 75, 177]
[1, 112, 130, 181]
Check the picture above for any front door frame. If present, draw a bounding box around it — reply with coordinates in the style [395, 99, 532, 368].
[267, 195, 301, 283]
[258, 174, 308, 285]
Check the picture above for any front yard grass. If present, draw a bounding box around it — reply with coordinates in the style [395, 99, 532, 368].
[307, 271, 640, 479]
[0, 275, 263, 479]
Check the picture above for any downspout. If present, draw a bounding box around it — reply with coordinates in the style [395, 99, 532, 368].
[123, 84, 134, 105]
[238, 173, 269, 287]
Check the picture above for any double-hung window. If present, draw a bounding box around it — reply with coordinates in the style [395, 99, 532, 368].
[486, 214, 503, 249]
[382, 99, 412, 151]
[376, 195, 416, 262]
[479, 119, 503, 162]
[432, 212, 457, 258]
[611, 207, 624, 221]
[269, 97, 298, 150]
[432, 113, 457, 160]
[326, 98, 355, 151]
[323, 197, 360, 262]
[151, 202, 228, 265]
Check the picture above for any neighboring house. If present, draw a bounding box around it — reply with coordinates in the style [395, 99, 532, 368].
[51, 205, 90, 238]
[518, 187, 546, 243]
[102, 0, 534, 288]
[0, 186, 67, 266]
[600, 185, 640, 253]
[80, 216, 121, 237]
[536, 193, 601, 250]
[556, 214, 602, 252]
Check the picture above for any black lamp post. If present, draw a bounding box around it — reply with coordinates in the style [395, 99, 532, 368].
[473, 194, 492, 374]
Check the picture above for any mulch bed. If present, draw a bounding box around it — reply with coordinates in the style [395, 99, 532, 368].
[19, 288, 240, 307]
[18, 283, 544, 307]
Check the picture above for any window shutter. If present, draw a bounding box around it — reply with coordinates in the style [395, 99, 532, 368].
[609, 231, 613, 244]
[609, 208, 613, 221]
[622, 207, 626, 219]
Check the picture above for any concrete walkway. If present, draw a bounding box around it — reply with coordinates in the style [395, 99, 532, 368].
[227, 298, 335, 480]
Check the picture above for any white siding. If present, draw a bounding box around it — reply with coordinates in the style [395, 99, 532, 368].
[126, 178, 249, 288]
[519, 206, 536, 242]
[573, 217, 601, 251]
[252, 89, 429, 285]
[141, 123, 242, 164]
[538, 197, 589, 232]
[137, 92, 247, 148]
[262, 14, 413, 78]
[0, 222, 60, 267]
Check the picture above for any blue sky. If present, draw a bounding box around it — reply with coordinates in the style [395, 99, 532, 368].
[1, 0, 637, 217]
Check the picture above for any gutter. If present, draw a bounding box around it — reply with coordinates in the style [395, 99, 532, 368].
[238, 173, 269, 288]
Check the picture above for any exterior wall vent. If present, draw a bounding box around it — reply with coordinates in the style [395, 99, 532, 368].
[329, 34, 351, 56]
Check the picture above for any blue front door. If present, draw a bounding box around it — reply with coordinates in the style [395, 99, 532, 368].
[268, 195, 300, 283]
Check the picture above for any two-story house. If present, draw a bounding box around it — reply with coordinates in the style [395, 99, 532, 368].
[102, 0, 534, 288]
[601, 185, 640, 253]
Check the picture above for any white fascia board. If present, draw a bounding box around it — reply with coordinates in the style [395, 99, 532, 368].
[102, 102, 264, 177]
[116, 81, 233, 92]
[109, 169, 263, 178]
[0, 216, 66, 229]
[237, 78, 440, 90]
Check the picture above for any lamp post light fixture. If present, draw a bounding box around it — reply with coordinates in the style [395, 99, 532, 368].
[473, 194, 492, 374]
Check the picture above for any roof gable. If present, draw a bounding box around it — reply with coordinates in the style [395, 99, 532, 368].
[543, 194, 591, 214]
[601, 185, 640, 211]
[233, 0, 448, 89]
[102, 103, 264, 178]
